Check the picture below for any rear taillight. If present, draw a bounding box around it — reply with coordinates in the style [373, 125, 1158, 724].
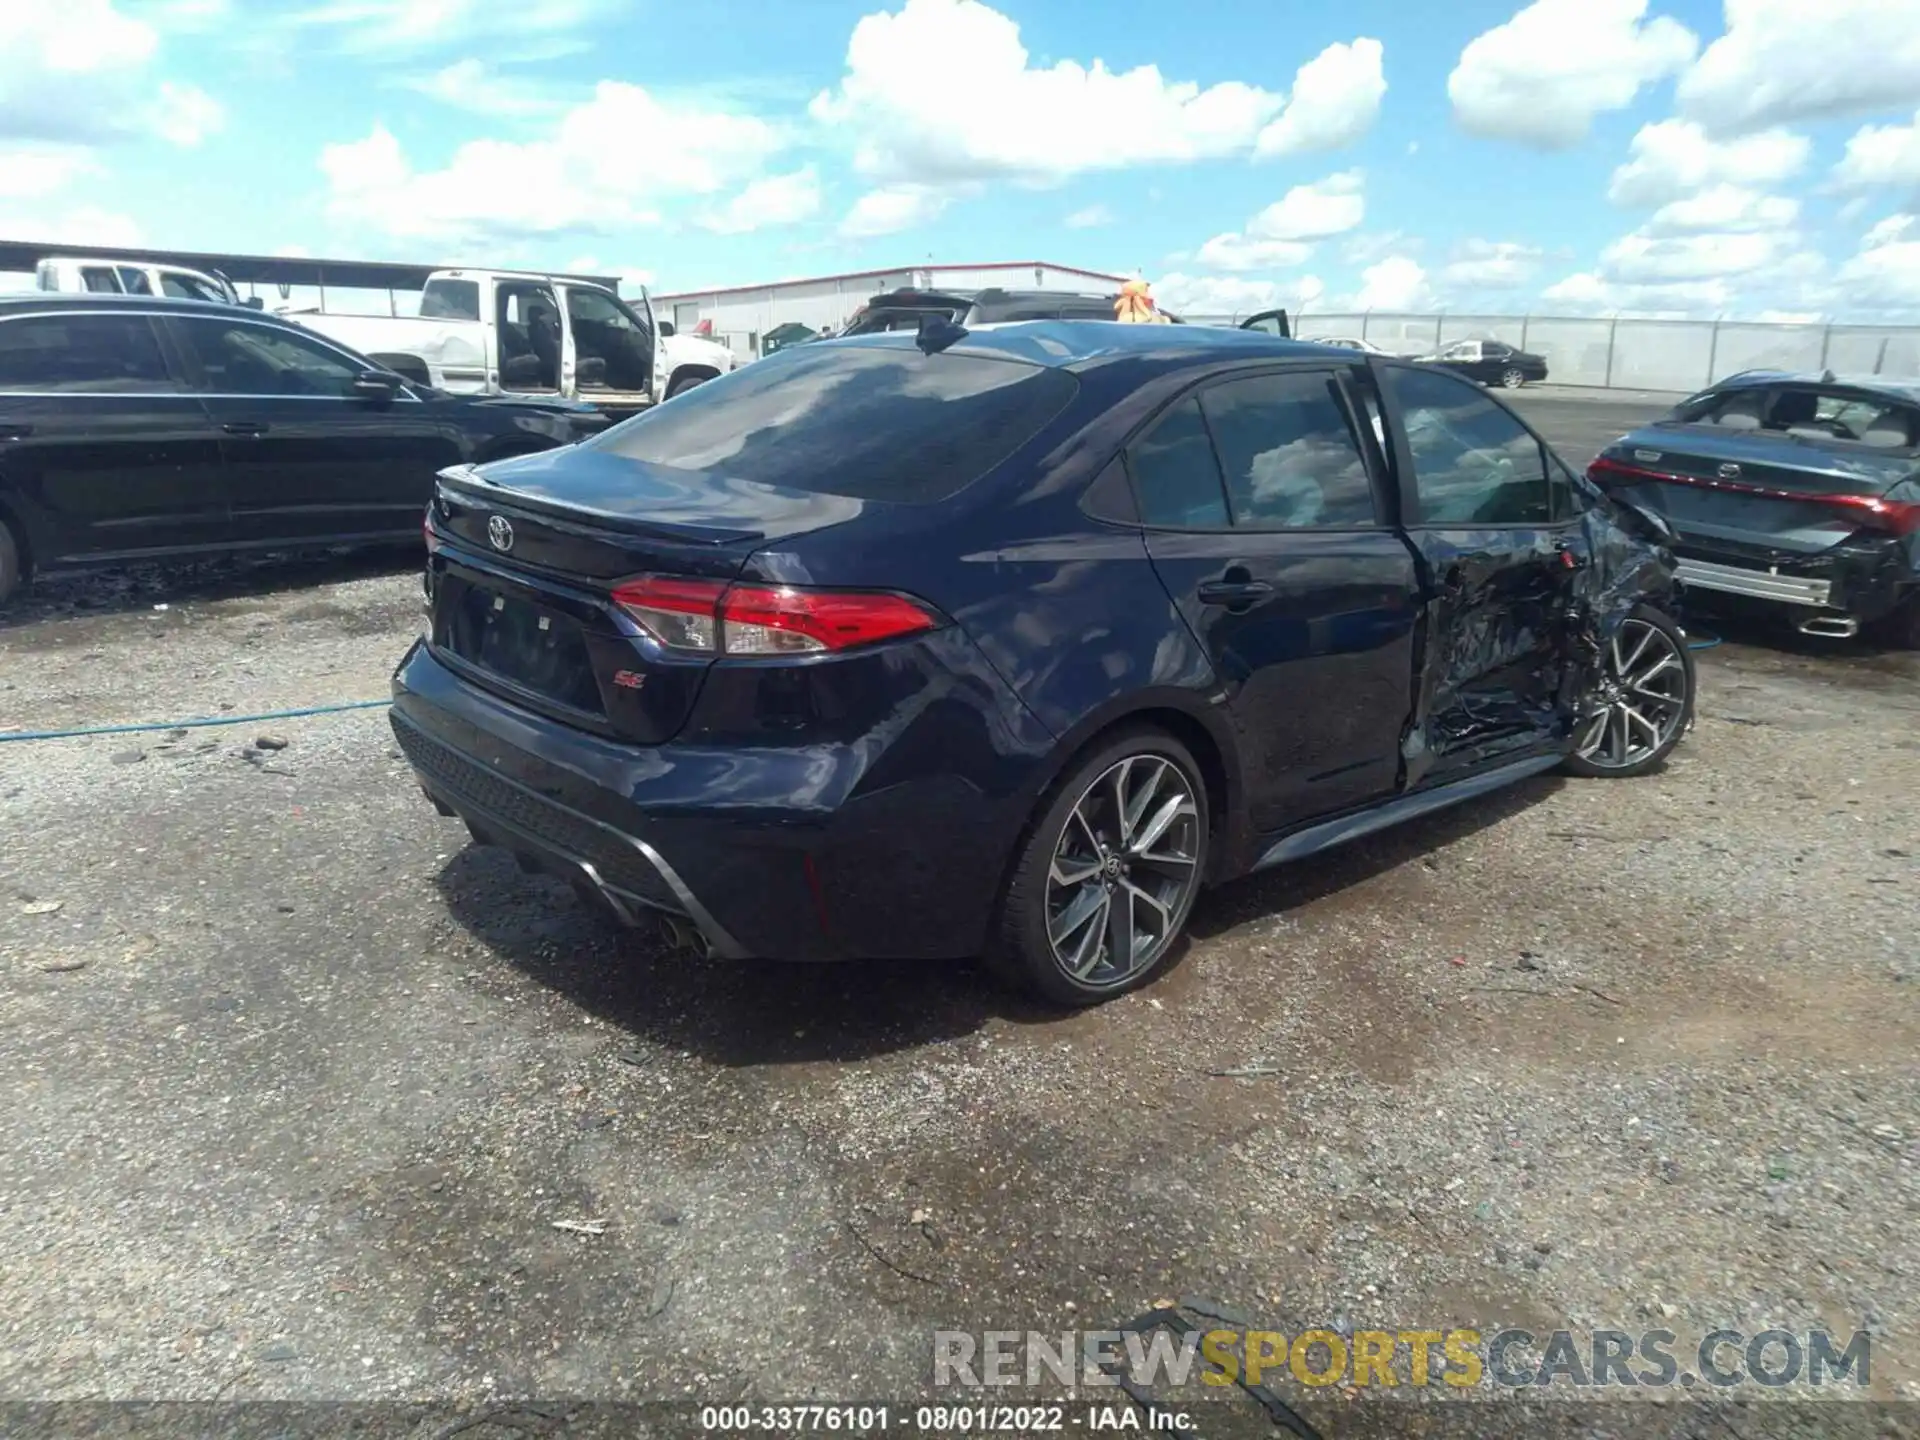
[1817, 493, 1920, 536]
[423, 509, 440, 555]
[610, 577, 940, 656]
[1588, 456, 1920, 535]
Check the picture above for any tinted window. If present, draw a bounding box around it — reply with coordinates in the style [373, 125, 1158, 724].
[421, 279, 481, 320]
[1128, 396, 1229, 528]
[1199, 371, 1377, 527]
[0, 313, 176, 393]
[81, 267, 121, 294]
[590, 343, 1078, 504]
[160, 271, 225, 302]
[116, 268, 153, 296]
[1384, 366, 1550, 524]
[174, 317, 364, 397]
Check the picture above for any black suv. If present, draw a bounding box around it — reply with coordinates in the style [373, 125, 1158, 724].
[0, 295, 610, 602]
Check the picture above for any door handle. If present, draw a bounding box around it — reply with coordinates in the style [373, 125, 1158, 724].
[1197, 578, 1274, 609]
[222, 421, 269, 437]
[0, 424, 31, 441]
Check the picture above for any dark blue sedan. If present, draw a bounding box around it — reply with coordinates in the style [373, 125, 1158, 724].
[1589, 370, 1920, 646]
[393, 322, 1690, 1005]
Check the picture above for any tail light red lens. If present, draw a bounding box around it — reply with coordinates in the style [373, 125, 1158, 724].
[1588, 456, 1920, 535]
[610, 577, 939, 656]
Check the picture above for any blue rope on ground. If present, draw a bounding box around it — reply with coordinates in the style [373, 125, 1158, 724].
[0, 698, 391, 744]
[1686, 634, 1723, 651]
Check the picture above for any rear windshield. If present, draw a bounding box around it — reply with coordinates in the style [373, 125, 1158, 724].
[589, 342, 1079, 503]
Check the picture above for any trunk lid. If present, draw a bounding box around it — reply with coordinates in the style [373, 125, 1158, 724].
[427, 449, 863, 743]
[1595, 423, 1916, 559]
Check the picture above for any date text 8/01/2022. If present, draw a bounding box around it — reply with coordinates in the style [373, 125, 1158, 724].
[698, 1403, 1189, 1431]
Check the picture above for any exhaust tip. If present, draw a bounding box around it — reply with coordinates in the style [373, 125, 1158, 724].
[1795, 614, 1859, 639]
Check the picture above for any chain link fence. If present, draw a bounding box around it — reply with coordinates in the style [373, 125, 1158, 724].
[1181, 311, 1920, 393]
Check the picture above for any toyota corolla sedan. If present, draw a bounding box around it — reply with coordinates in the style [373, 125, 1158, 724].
[392, 322, 1693, 1006]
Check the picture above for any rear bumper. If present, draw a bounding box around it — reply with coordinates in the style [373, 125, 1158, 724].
[1673, 541, 1916, 625]
[389, 639, 1038, 961]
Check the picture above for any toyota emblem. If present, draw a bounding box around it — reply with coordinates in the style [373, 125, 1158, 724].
[1717, 463, 1742, 479]
[487, 515, 514, 552]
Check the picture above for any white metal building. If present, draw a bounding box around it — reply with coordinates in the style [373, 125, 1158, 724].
[653, 260, 1130, 353]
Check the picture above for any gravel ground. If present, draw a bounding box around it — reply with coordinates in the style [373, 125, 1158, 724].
[1, 396, 1916, 1437]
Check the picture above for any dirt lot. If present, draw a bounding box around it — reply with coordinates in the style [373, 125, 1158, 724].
[1, 391, 1916, 1435]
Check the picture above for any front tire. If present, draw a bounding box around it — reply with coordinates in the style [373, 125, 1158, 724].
[991, 729, 1209, 1007]
[0, 516, 20, 605]
[1563, 604, 1695, 778]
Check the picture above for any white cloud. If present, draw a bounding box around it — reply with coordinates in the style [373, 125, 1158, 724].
[1254, 38, 1386, 158]
[1540, 271, 1736, 315]
[810, 0, 1285, 185]
[1441, 239, 1543, 289]
[1678, 0, 1920, 135]
[1839, 218, 1920, 307]
[1645, 185, 1798, 234]
[1832, 109, 1920, 192]
[1063, 204, 1113, 229]
[1353, 256, 1431, 310]
[1151, 271, 1317, 317]
[1187, 172, 1361, 274]
[1195, 235, 1314, 272]
[282, 0, 615, 57]
[0, 144, 99, 198]
[0, 203, 144, 249]
[1600, 229, 1788, 282]
[1343, 230, 1419, 264]
[152, 80, 223, 145]
[1243, 170, 1365, 241]
[0, 1, 159, 144]
[1448, 0, 1697, 149]
[701, 166, 822, 234]
[1607, 119, 1808, 207]
[321, 85, 783, 245]
[838, 182, 952, 237]
[1863, 214, 1916, 249]
[402, 58, 566, 117]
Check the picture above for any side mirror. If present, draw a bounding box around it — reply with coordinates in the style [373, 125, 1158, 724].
[657, 321, 675, 337]
[354, 369, 403, 403]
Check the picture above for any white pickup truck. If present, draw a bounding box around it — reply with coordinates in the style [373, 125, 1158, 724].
[35, 254, 250, 306]
[283, 268, 735, 418]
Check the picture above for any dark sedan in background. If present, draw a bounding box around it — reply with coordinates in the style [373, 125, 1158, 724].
[1420, 338, 1550, 389]
[0, 295, 610, 603]
[1589, 370, 1920, 646]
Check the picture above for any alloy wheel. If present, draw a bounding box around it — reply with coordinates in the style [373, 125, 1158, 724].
[1044, 754, 1202, 990]
[1573, 617, 1689, 770]
[1501, 368, 1525, 389]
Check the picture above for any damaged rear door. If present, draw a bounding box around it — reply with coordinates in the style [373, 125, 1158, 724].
[1374, 363, 1575, 786]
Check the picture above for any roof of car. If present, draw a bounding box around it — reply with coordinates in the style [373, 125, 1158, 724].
[0, 292, 264, 320]
[1714, 368, 1920, 403]
[824, 320, 1346, 369]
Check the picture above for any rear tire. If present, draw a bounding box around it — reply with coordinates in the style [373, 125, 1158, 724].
[1562, 604, 1695, 778]
[0, 516, 20, 605]
[1870, 593, 1920, 650]
[666, 371, 712, 400]
[990, 728, 1209, 1007]
[1500, 367, 1525, 389]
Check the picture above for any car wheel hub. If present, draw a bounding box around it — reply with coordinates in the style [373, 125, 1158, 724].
[1045, 754, 1201, 990]
[1573, 618, 1688, 770]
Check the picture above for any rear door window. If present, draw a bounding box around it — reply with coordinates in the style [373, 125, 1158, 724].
[589, 342, 1078, 503]
[1382, 365, 1551, 525]
[80, 267, 122, 293]
[0, 313, 178, 393]
[1198, 370, 1379, 527]
[1128, 396, 1230, 528]
[116, 267, 154, 296]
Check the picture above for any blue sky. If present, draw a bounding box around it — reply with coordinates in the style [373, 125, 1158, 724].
[4, 0, 1920, 317]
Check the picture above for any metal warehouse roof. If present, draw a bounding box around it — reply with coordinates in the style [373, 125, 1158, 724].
[653, 260, 1131, 301]
[0, 240, 621, 295]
